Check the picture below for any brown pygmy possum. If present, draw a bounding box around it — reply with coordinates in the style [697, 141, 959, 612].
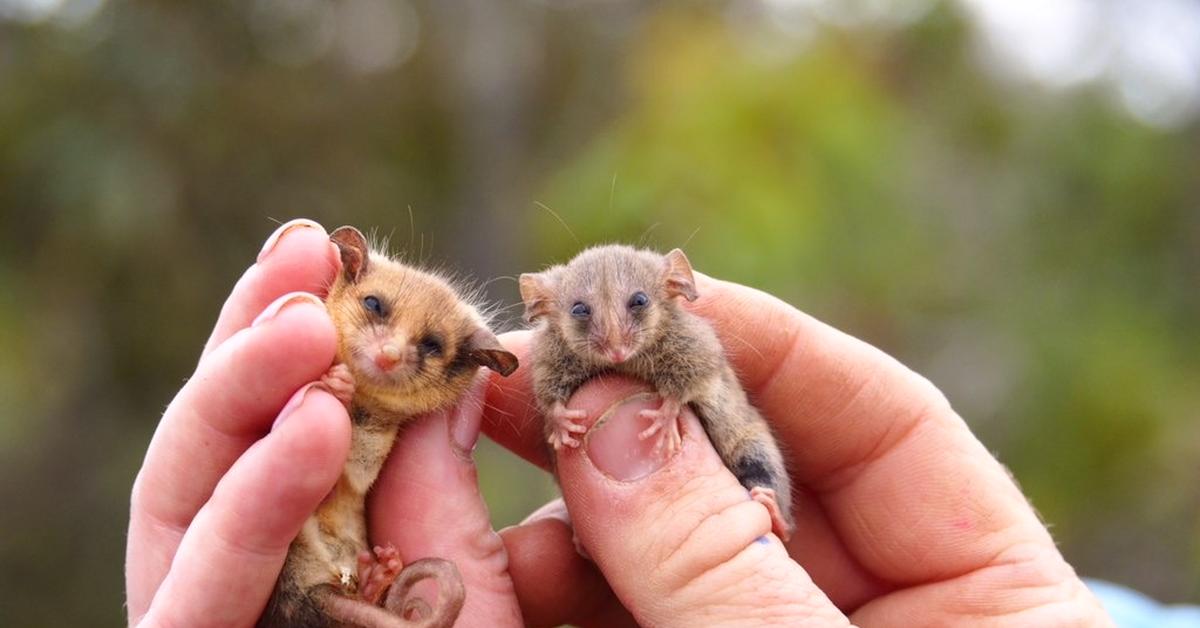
[520, 245, 794, 541]
[259, 226, 518, 628]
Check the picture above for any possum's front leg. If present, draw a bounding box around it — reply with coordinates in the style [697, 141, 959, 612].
[630, 320, 722, 457]
[532, 337, 595, 451]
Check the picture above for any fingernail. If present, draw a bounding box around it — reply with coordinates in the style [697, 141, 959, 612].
[585, 392, 672, 481]
[257, 218, 325, 263]
[273, 382, 318, 431]
[448, 374, 490, 459]
[251, 291, 324, 327]
[518, 499, 570, 526]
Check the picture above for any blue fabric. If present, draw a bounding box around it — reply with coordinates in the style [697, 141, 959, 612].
[1087, 579, 1200, 627]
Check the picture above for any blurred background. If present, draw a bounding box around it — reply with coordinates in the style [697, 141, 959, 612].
[1, 0, 1198, 624]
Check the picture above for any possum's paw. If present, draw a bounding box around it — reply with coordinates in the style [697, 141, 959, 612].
[548, 402, 588, 450]
[357, 545, 403, 605]
[637, 395, 683, 455]
[750, 487, 794, 543]
[319, 363, 356, 408]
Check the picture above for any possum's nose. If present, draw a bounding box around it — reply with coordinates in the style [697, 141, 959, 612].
[600, 318, 629, 362]
[605, 346, 631, 363]
[375, 342, 405, 371]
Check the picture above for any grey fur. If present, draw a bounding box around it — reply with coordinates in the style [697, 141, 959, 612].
[524, 244, 794, 530]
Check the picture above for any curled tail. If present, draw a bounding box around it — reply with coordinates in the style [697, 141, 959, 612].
[270, 558, 465, 628]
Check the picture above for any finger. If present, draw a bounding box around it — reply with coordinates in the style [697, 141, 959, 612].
[500, 501, 638, 628]
[136, 388, 351, 628]
[126, 295, 337, 618]
[203, 218, 340, 358]
[478, 330, 549, 469]
[555, 375, 850, 628]
[683, 276, 1058, 585]
[369, 375, 524, 627]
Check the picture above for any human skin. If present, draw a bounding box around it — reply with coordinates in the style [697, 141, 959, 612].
[125, 219, 1111, 627]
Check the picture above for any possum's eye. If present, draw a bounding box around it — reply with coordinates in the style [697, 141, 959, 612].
[417, 334, 443, 357]
[627, 291, 649, 311]
[362, 295, 386, 317]
[570, 302, 591, 319]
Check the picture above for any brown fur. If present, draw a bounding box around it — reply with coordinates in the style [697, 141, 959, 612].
[260, 226, 517, 628]
[521, 245, 795, 535]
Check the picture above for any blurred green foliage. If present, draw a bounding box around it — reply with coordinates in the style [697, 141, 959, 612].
[0, 1, 1197, 624]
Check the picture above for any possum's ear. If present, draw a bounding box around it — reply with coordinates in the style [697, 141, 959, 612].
[330, 226, 369, 283]
[663, 248, 699, 302]
[466, 328, 519, 376]
[519, 271, 556, 323]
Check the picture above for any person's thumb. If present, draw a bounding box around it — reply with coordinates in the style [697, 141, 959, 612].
[369, 374, 523, 627]
[555, 375, 851, 628]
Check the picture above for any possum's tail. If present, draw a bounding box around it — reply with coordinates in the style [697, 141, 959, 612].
[692, 395, 795, 542]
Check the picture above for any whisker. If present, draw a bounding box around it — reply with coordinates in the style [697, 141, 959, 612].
[637, 222, 661, 248]
[535, 201, 580, 247]
[608, 172, 618, 212]
[719, 329, 766, 362]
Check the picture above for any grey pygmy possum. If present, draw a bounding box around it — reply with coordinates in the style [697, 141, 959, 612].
[259, 226, 519, 628]
[519, 245, 795, 541]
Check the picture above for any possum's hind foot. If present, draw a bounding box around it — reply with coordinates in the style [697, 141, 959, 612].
[750, 486, 793, 543]
[357, 544, 403, 605]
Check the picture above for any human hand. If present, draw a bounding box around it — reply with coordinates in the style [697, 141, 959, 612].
[482, 275, 1114, 627]
[125, 219, 525, 627]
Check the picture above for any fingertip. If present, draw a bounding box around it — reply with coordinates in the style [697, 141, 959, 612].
[205, 219, 340, 356]
[257, 218, 328, 264]
[449, 373, 491, 457]
[481, 332, 549, 469]
[259, 297, 338, 362]
[255, 219, 340, 284]
[496, 329, 532, 352]
[518, 498, 570, 526]
[272, 387, 352, 468]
